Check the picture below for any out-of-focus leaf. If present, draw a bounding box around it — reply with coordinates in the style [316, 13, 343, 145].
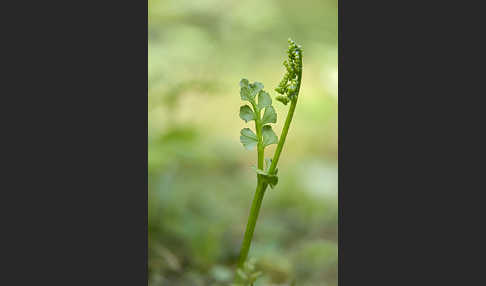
[237, 269, 248, 280]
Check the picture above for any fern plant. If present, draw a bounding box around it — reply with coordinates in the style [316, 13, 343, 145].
[234, 38, 303, 284]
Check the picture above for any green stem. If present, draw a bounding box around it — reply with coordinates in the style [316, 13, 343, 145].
[236, 100, 300, 270]
[252, 102, 264, 170]
[269, 55, 302, 174]
[268, 99, 297, 174]
[237, 180, 265, 268]
[236, 102, 265, 272]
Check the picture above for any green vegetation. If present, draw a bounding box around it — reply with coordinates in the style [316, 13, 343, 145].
[149, 0, 337, 285]
[235, 40, 303, 284]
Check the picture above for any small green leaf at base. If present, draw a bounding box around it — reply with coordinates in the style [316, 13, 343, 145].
[261, 106, 277, 125]
[239, 105, 255, 122]
[267, 177, 278, 189]
[240, 128, 258, 150]
[236, 269, 248, 281]
[250, 271, 262, 281]
[262, 125, 278, 147]
[252, 166, 278, 188]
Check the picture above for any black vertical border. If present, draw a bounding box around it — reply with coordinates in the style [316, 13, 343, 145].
[337, 1, 469, 285]
[6, 1, 151, 284]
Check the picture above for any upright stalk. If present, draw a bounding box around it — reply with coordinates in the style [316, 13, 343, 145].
[237, 54, 302, 269]
[268, 91, 299, 174]
[252, 102, 264, 170]
[238, 103, 265, 268]
[235, 39, 303, 284]
[237, 180, 265, 268]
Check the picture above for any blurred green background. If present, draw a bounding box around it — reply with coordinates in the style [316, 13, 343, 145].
[148, 0, 337, 285]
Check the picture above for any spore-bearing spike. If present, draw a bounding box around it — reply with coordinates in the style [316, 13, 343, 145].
[275, 38, 302, 105]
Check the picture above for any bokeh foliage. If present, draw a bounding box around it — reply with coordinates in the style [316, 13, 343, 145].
[149, 0, 337, 285]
